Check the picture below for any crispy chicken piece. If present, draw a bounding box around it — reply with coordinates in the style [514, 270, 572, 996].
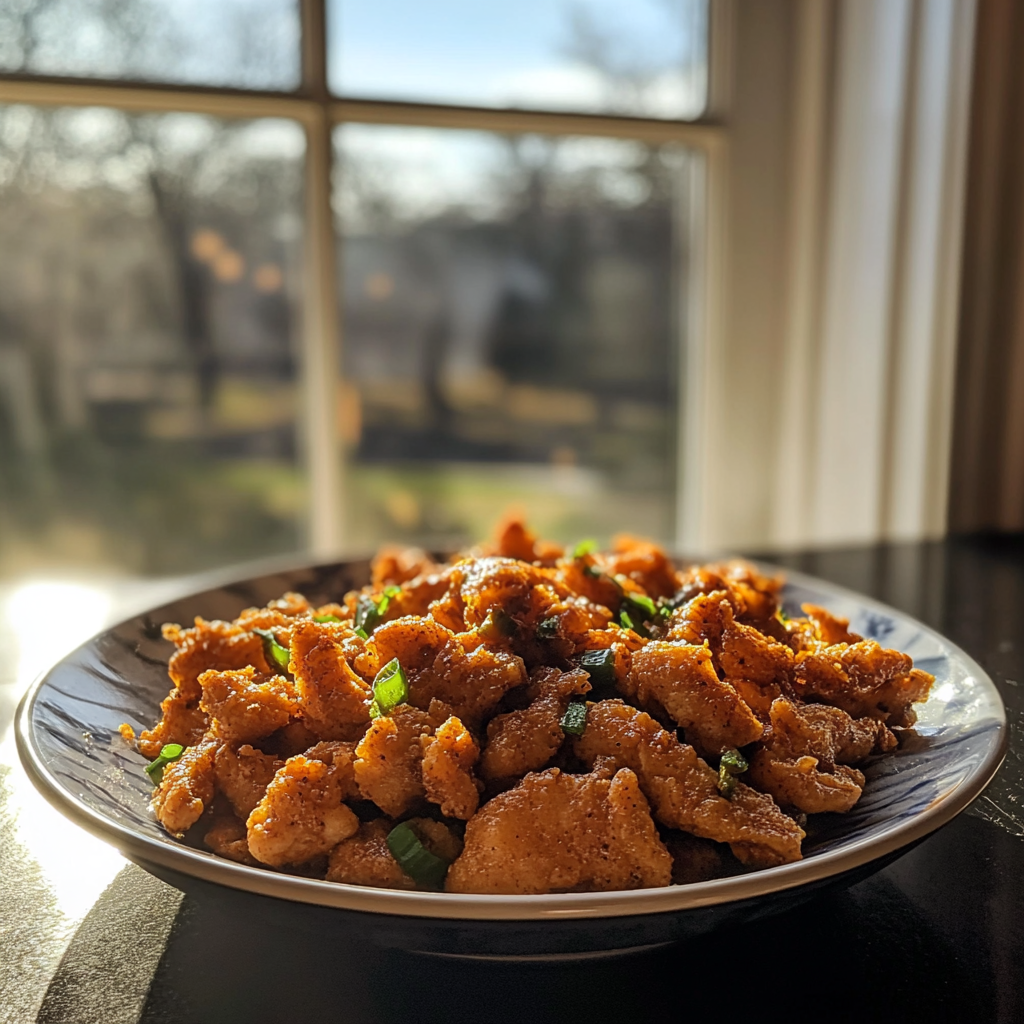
[801, 604, 862, 646]
[604, 535, 680, 599]
[458, 556, 559, 629]
[744, 698, 896, 815]
[552, 559, 626, 611]
[203, 815, 257, 864]
[421, 716, 481, 819]
[234, 592, 312, 630]
[719, 606, 795, 686]
[666, 591, 730, 648]
[674, 562, 782, 627]
[445, 764, 672, 894]
[493, 516, 557, 563]
[302, 740, 361, 799]
[794, 641, 934, 727]
[573, 701, 804, 867]
[161, 617, 275, 703]
[371, 546, 439, 588]
[215, 743, 283, 819]
[372, 616, 452, 675]
[327, 817, 462, 889]
[374, 616, 528, 725]
[289, 620, 373, 739]
[198, 666, 297, 745]
[137, 688, 208, 759]
[662, 831, 725, 885]
[747, 750, 865, 814]
[768, 697, 896, 763]
[353, 704, 435, 817]
[141, 613, 285, 757]
[480, 667, 591, 781]
[625, 641, 763, 753]
[152, 739, 218, 835]
[247, 751, 360, 867]
[204, 816, 255, 864]
[326, 819, 416, 889]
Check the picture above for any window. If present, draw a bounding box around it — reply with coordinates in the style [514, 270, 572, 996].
[0, 0, 715, 580]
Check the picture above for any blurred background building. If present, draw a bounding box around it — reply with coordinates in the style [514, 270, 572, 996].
[0, 0, 1012, 589]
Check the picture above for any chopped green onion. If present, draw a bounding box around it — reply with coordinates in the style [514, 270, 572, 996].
[384, 585, 402, 598]
[720, 748, 749, 773]
[478, 608, 519, 641]
[356, 593, 390, 634]
[368, 657, 408, 719]
[253, 628, 290, 671]
[355, 627, 369, 640]
[145, 743, 185, 785]
[577, 648, 617, 691]
[717, 747, 749, 798]
[536, 616, 560, 639]
[777, 607, 791, 623]
[573, 539, 598, 559]
[560, 700, 588, 736]
[314, 614, 342, 624]
[623, 592, 658, 622]
[618, 609, 650, 638]
[387, 821, 450, 889]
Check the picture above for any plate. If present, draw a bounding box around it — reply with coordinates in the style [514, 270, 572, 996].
[15, 558, 1007, 958]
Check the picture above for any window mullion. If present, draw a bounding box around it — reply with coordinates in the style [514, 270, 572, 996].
[299, 0, 345, 555]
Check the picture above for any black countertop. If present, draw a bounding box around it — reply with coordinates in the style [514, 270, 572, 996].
[2, 535, 1022, 1023]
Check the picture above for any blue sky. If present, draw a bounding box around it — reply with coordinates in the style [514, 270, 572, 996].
[328, 0, 707, 119]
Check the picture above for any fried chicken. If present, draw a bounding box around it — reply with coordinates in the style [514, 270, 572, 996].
[139, 520, 934, 895]
[152, 739, 218, 835]
[625, 641, 763, 753]
[352, 704, 435, 817]
[574, 701, 804, 867]
[421, 715, 481, 819]
[480, 667, 591, 781]
[247, 750, 359, 867]
[198, 666, 297, 745]
[794, 641, 934, 727]
[445, 764, 672, 894]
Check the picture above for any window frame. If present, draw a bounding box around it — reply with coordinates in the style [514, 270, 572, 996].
[0, 0, 727, 557]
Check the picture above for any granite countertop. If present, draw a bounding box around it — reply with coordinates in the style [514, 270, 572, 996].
[2, 535, 1022, 1024]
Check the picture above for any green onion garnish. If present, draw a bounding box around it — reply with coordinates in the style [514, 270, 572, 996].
[577, 648, 617, 691]
[717, 747, 749, 798]
[355, 590, 396, 636]
[368, 657, 408, 719]
[355, 627, 369, 640]
[386, 821, 450, 889]
[145, 743, 185, 785]
[356, 593, 389, 634]
[777, 607, 791, 622]
[314, 614, 342, 623]
[560, 700, 588, 736]
[536, 616, 560, 639]
[573, 539, 598, 559]
[622, 592, 657, 622]
[252, 628, 290, 671]
[384, 585, 401, 598]
[619, 609, 652, 639]
[478, 609, 519, 641]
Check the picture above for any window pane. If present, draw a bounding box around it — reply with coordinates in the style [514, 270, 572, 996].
[0, 1, 300, 90]
[328, 0, 708, 120]
[0, 106, 307, 579]
[334, 124, 695, 550]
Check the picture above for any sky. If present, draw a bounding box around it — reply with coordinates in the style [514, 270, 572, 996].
[328, 0, 707, 119]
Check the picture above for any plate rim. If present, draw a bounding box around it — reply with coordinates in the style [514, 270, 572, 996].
[15, 558, 1009, 922]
